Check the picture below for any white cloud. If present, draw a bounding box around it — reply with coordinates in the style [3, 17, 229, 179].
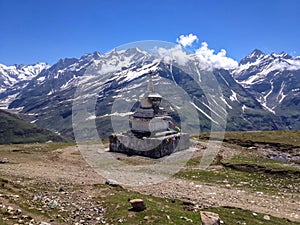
[157, 45, 191, 66]
[175, 34, 238, 70]
[195, 42, 238, 70]
[176, 34, 198, 47]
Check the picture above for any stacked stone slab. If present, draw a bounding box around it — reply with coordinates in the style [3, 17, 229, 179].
[109, 71, 190, 158]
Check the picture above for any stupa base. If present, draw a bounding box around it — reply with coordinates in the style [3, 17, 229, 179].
[109, 132, 190, 159]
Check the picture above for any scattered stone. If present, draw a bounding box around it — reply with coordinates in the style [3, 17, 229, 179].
[117, 218, 124, 223]
[129, 199, 146, 211]
[33, 195, 42, 201]
[40, 222, 51, 225]
[263, 215, 270, 220]
[180, 216, 193, 222]
[15, 209, 22, 215]
[0, 158, 9, 164]
[105, 179, 121, 187]
[58, 186, 64, 192]
[200, 211, 221, 225]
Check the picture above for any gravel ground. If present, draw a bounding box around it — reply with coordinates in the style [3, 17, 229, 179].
[0, 143, 299, 223]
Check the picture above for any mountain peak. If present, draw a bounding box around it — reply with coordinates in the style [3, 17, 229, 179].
[271, 51, 293, 59]
[240, 49, 265, 65]
[251, 49, 265, 57]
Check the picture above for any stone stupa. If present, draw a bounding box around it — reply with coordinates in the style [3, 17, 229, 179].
[109, 71, 190, 158]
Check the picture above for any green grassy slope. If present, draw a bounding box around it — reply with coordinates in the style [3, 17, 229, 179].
[0, 109, 67, 144]
[197, 130, 300, 147]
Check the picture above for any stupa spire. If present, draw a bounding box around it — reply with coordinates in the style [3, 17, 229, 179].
[147, 71, 154, 93]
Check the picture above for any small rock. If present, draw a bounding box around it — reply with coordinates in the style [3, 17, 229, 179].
[129, 199, 146, 211]
[0, 158, 9, 164]
[200, 211, 221, 225]
[33, 195, 42, 201]
[105, 179, 121, 187]
[85, 215, 92, 220]
[180, 216, 193, 222]
[263, 215, 270, 220]
[16, 209, 22, 214]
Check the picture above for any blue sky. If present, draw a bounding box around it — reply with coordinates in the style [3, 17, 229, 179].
[0, 0, 299, 65]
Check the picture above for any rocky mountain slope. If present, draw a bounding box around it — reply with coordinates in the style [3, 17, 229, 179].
[232, 49, 300, 129]
[0, 48, 298, 139]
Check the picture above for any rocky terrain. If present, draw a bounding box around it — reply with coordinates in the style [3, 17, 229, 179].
[0, 138, 299, 224]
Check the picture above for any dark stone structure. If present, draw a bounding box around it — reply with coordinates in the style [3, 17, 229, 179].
[109, 71, 190, 158]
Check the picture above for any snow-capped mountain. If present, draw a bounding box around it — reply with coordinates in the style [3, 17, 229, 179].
[0, 62, 49, 108]
[0, 47, 298, 139]
[8, 48, 154, 138]
[6, 48, 283, 138]
[232, 49, 300, 129]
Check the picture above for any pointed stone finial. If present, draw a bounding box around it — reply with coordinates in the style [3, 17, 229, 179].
[147, 71, 154, 93]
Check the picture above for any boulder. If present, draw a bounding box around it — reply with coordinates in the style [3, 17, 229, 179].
[200, 211, 221, 225]
[129, 199, 146, 211]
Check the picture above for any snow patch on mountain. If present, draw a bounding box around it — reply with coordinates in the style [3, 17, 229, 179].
[233, 50, 300, 86]
[0, 62, 50, 109]
[190, 101, 219, 124]
[0, 63, 49, 87]
[230, 90, 239, 102]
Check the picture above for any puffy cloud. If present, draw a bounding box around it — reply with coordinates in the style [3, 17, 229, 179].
[175, 34, 238, 70]
[157, 45, 191, 66]
[195, 42, 238, 70]
[176, 34, 198, 47]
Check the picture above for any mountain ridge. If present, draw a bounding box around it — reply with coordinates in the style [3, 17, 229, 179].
[0, 48, 299, 139]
